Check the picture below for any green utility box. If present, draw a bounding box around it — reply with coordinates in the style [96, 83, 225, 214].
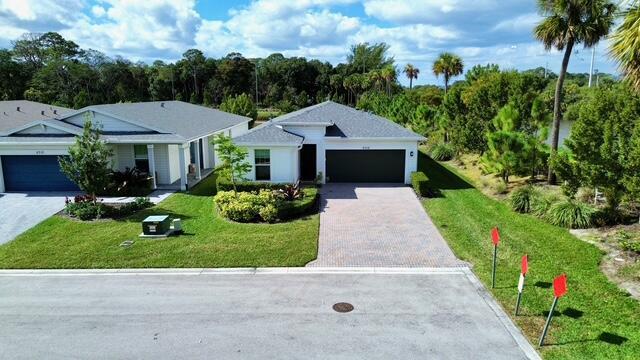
[142, 215, 171, 235]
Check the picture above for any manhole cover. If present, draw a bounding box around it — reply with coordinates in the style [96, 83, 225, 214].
[332, 302, 354, 313]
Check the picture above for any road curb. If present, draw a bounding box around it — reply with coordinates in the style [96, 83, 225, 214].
[0, 266, 470, 276]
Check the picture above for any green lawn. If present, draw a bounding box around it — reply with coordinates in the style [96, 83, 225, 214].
[419, 151, 640, 359]
[0, 174, 319, 268]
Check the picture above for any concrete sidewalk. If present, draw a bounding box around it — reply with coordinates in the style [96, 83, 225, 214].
[0, 268, 539, 360]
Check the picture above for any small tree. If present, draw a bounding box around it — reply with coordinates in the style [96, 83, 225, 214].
[213, 134, 251, 193]
[59, 115, 113, 200]
[219, 93, 257, 120]
[481, 104, 526, 184]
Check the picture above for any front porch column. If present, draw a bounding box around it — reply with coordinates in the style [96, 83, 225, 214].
[178, 143, 188, 191]
[0, 155, 5, 193]
[194, 139, 202, 180]
[147, 144, 157, 190]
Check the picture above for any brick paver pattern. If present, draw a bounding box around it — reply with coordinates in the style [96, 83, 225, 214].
[307, 184, 467, 267]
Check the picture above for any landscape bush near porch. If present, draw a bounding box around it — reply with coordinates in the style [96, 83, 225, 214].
[214, 187, 318, 223]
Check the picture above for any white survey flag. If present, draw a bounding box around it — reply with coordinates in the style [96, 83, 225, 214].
[517, 273, 525, 293]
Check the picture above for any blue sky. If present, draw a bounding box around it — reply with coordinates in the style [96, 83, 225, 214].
[0, 0, 618, 86]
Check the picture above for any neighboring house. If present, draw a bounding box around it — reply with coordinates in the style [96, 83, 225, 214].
[0, 100, 250, 192]
[233, 101, 425, 184]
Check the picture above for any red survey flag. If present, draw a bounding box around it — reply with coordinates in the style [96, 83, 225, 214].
[553, 274, 568, 298]
[491, 227, 500, 246]
[521, 254, 529, 275]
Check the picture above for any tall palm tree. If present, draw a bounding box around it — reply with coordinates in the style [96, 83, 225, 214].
[534, 0, 616, 184]
[381, 65, 397, 97]
[403, 64, 420, 89]
[610, 2, 640, 91]
[432, 53, 464, 95]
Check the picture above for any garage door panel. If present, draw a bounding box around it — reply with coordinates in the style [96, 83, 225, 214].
[326, 150, 405, 183]
[2, 155, 79, 191]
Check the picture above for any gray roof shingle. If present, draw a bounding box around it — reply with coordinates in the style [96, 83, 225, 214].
[233, 101, 424, 145]
[233, 122, 304, 146]
[66, 101, 250, 141]
[0, 101, 72, 134]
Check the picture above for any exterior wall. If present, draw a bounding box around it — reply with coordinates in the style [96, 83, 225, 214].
[66, 112, 150, 132]
[110, 143, 175, 185]
[16, 125, 69, 135]
[214, 121, 251, 168]
[167, 144, 181, 184]
[113, 144, 134, 170]
[282, 125, 327, 182]
[324, 139, 419, 184]
[0, 144, 72, 156]
[244, 146, 299, 183]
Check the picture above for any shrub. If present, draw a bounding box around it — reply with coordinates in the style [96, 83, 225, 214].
[65, 195, 105, 221]
[430, 143, 455, 161]
[214, 190, 278, 222]
[277, 188, 319, 220]
[492, 181, 508, 195]
[411, 171, 432, 197]
[259, 204, 279, 223]
[106, 197, 154, 218]
[531, 194, 560, 217]
[103, 167, 152, 196]
[591, 207, 625, 227]
[510, 185, 540, 213]
[277, 181, 303, 201]
[546, 199, 595, 229]
[216, 175, 288, 192]
[617, 231, 640, 254]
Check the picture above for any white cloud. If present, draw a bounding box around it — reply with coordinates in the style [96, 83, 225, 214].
[362, 0, 497, 23]
[493, 13, 541, 32]
[0, 0, 618, 84]
[91, 5, 106, 18]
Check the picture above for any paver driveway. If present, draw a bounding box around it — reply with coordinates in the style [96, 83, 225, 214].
[307, 184, 465, 267]
[0, 192, 72, 245]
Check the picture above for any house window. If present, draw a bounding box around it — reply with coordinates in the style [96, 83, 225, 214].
[254, 149, 270, 181]
[134, 145, 149, 173]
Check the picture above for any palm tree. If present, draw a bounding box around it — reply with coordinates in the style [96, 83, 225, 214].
[403, 64, 420, 89]
[432, 53, 463, 95]
[534, 0, 616, 184]
[381, 65, 397, 97]
[368, 69, 385, 92]
[610, 2, 640, 91]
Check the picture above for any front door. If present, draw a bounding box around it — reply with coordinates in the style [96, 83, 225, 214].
[299, 144, 317, 181]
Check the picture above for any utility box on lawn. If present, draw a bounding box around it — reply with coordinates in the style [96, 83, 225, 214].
[142, 215, 171, 236]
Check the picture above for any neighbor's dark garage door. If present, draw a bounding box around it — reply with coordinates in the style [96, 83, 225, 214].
[1, 155, 79, 191]
[325, 150, 405, 183]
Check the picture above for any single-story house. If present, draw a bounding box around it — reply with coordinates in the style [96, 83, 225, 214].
[0, 100, 250, 192]
[233, 101, 425, 184]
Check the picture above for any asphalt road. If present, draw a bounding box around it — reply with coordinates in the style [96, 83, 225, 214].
[0, 268, 539, 360]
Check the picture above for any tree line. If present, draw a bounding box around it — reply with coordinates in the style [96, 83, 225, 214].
[0, 33, 411, 113]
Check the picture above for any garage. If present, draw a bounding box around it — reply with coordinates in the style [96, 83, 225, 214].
[325, 150, 405, 183]
[1, 155, 79, 191]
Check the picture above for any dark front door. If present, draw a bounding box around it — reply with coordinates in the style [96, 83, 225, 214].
[325, 150, 405, 183]
[299, 144, 317, 181]
[1, 155, 79, 191]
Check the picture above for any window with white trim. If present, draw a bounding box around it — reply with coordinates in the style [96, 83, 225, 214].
[134, 145, 149, 172]
[254, 149, 271, 181]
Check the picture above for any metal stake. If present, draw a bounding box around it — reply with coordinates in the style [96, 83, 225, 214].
[492, 245, 497, 288]
[515, 291, 523, 316]
[538, 297, 559, 347]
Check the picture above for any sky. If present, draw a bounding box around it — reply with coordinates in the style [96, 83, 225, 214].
[0, 0, 619, 86]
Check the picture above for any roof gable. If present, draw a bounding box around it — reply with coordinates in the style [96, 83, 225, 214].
[64, 101, 250, 140]
[273, 101, 424, 140]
